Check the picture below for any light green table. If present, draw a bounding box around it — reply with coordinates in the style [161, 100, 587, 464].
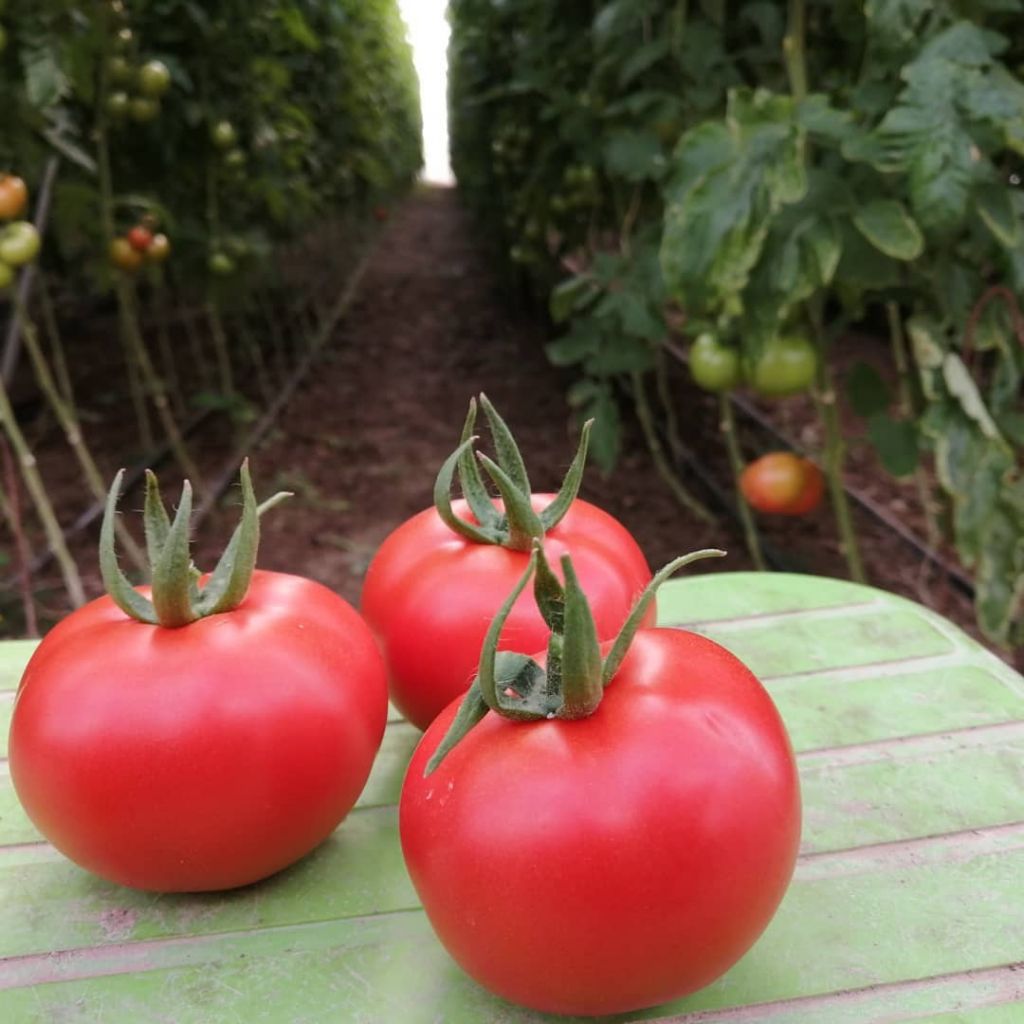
[1, 573, 1022, 1023]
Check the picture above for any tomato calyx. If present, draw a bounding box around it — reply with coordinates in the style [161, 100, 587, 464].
[99, 460, 291, 628]
[434, 394, 592, 552]
[425, 543, 724, 774]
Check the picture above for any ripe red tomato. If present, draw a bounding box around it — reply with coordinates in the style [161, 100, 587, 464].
[401, 627, 801, 1015]
[126, 225, 154, 252]
[740, 451, 824, 516]
[9, 569, 388, 892]
[0, 176, 29, 220]
[109, 236, 143, 272]
[361, 496, 652, 731]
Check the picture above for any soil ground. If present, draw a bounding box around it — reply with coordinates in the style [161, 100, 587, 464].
[0, 186, 993, 659]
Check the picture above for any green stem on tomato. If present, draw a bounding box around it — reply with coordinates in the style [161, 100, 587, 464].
[631, 370, 715, 524]
[206, 299, 236, 399]
[719, 393, 767, 572]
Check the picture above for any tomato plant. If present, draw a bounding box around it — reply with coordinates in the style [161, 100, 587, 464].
[8, 464, 388, 892]
[361, 396, 653, 730]
[689, 332, 741, 392]
[401, 546, 800, 1016]
[0, 175, 28, 220]
[0, 260, 14, 289]
[740, 452, 824, 517]
[747, 334, 818, 398]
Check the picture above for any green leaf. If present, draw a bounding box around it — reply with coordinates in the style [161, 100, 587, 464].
[975, 184, 1020, 248]
[847, 362, 891, 418]
[617, 38, 671, 87]
[852, 200, 924, 261]
[549, 276, 598, 324]
[546, 324, 601, 367]
[942, 353, 1006, 444]
[867, 414, 919, 477]
[604, 129, 664, 181]
[907, 126, 974, 236]
[22, 40, 68, 109]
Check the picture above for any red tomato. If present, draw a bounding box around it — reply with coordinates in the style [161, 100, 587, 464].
[0, 176, 29, 220]
[126, 225, 154, 252]
[361, 495, 652, 731]
[740, 452, 824, 516]
[9, 570, 388, 892]
[401, 628, 801, 1016]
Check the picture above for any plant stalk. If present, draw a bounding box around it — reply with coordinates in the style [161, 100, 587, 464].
[631, 370, 714, 524]
[719, 394, 767, 571]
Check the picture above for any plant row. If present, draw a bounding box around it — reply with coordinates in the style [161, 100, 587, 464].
[448, 0, 1024, 651]
[0, 0, 421, 626]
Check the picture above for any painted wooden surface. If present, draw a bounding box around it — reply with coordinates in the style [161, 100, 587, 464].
[0, 573, 1022, 1023]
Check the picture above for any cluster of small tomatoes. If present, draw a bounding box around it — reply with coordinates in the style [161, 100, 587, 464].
[104, 2, 172, 125]
[689, 331, 825, 517]
[0, 175, 41, 289]
[109, 219, 171, 273]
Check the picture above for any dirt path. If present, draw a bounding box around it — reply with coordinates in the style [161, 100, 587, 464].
[211, 186, 725, 605]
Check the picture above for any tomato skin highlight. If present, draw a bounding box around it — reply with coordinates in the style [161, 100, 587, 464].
[361, 495, 653, 731]
[9, 570, 388, 892]
[400, 628, 801, 1016]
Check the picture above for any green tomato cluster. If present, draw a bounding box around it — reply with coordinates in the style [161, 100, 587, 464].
[689, 333, 818, 398]
[209, 120, 247, 174]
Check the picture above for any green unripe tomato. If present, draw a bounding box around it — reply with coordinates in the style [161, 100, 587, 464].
[223, 148, 246, 169]
[113, 27, 133, 52]
[208, 251, 235, 276]
[137, 60, 171, 99]
[748, 334, 819, 398]
[689, 334, 741, 392]
[210, 120, 237, 150]
[106, 55, 133, 86]
[0, 221, 41, 267]
[106, 91, 131, 119]
[129, 97, 160, 123]
[0, 259, 14, 289]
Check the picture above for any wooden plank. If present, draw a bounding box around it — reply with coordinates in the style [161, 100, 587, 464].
[655, 572, 878, 624]
[0, 640, 35, 693]
[1, 836, 1023, 1021]
[1, 574, 1022, 1023]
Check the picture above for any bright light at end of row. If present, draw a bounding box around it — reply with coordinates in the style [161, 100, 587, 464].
[399, 0, 453, 184]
